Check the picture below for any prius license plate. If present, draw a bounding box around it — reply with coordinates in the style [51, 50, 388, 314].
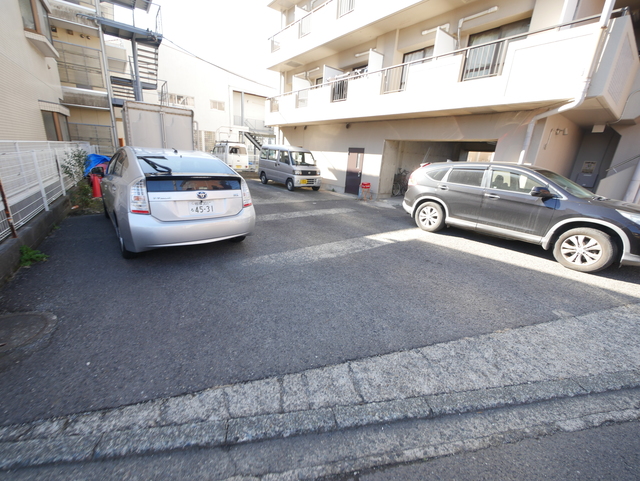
[189, 201, 215, 214]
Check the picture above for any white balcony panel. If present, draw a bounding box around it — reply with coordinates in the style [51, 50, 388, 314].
[588, 16, 640, 119]
[267, 22, 635, 127]
[269, 0, 431, 71]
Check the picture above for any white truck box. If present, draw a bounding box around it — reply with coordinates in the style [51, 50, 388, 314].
[122, 101, 194, 150]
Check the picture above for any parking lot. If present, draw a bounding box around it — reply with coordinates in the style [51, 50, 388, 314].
[1, 176, 639, 427]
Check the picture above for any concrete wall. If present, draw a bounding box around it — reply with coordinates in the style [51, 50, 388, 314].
[0, 197, 70, 288]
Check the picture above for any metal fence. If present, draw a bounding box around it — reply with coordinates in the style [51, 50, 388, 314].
[0, 141, 92, 242]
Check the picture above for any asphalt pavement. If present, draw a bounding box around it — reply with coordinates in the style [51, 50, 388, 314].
[0, 179, 639, 478]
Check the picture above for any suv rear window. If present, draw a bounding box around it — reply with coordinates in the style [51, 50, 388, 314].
[427, 167, 449, 181]
[146, 177, 241, 191]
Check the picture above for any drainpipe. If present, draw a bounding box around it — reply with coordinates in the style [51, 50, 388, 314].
[518, 0, 616, 164]
[94, 0, 118, 152]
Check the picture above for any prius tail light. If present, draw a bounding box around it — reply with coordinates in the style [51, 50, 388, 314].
[241, 178, 252, 208]
[130, 179, 150, 214]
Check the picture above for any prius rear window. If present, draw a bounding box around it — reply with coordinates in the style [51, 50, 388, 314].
[146, 177, 241, 191]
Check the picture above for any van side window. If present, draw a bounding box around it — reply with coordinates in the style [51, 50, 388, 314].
[267, 149, 277, 161]
[279, 151, 290, 164]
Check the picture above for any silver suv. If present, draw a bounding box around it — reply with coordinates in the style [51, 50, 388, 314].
[402, 162, 640, 273]
[101, 147, 256, 258]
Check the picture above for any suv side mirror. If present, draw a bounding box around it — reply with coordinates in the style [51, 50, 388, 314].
[530, 186, 554, 199]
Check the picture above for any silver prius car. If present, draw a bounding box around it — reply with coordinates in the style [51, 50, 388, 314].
[101, 147, 256, 258]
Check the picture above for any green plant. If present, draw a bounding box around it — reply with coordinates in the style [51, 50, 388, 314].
[19, 246, 49, 267]
[62, 148, 89, 181]
[62, 149, 93, 210]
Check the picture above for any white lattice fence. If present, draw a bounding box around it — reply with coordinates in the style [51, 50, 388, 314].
[0, 141, 92, 242]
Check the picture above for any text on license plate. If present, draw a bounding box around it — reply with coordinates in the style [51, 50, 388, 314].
[189, 201, 215, 214]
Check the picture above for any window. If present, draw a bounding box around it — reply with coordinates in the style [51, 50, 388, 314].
[490, 169, 544, 193]
[19, 0, 52, 41]
[166, 93, 194, 106]
[279, 152, 290, 164]
[400, 46, 434, 89]
[448, 168, 485, 187]
[337, 0, 355, 17]
[210, 100, 225, 111]
[41, 111, 70, 141]
[427, 167, 450, 181]
[463, 18, 530, 80]
[108, 152, 126, 177]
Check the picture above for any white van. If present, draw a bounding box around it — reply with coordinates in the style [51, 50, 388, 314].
[212, 142, 251, 171]
[259, 145, 322, 191]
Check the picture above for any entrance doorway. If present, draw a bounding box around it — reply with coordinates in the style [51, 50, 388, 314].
[345, 148, 364, 195]
[569, 127, 620, 192]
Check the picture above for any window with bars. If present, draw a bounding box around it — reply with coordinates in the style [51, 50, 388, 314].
[462, 18, 530, 81]
[337, 0, 355, 18]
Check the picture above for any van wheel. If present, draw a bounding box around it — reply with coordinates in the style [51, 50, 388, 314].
[229, 236, 246, 243]
[553, 227, 616, 273]
[312, 186, 320, 191]
[286, 178, 295, 191]
[260, 172, 268, 184]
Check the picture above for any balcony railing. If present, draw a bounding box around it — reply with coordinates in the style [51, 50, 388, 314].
[53, 41, 105, 89]
[269, 0, 355, 53]
[68, 123, 114, 155]
[270, 10, 629, 114]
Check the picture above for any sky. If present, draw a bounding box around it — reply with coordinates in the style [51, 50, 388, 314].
[116, 0, 281, 87]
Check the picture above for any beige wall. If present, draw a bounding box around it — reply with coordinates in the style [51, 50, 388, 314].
[0, 1, 64, 141]
[527, 115, 582, 176]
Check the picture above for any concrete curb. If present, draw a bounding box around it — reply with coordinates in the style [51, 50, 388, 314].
[0, 196, 70, 289]
[1, 304, 639, 471]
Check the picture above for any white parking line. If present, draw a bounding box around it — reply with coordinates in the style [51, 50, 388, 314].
[244, 226, 640, 297]
[259, 208, 356, 222]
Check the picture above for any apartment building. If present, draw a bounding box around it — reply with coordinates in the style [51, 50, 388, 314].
[0, 0, 69, 142]
[265, 0, 640, 202]
[147, 43, 275, 154]
[5, 0, 273, 156]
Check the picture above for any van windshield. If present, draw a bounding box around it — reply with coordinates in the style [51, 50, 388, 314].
[291, 151, 316, 166]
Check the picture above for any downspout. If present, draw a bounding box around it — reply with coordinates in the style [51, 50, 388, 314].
[94, 0, 118, 152]
[518, 0, 616, 164]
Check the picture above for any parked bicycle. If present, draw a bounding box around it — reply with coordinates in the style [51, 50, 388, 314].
[392, 168, 410, 196]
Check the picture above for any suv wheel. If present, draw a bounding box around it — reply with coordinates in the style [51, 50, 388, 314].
[415, 202, 445, 232]
[553, 228, 617, 273]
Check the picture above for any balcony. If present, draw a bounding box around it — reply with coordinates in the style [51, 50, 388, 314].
[267, 14, 640, 128]
[268, 0, 447, 71]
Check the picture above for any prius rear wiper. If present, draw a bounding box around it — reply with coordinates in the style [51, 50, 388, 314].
[139, 156, 172, 174]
